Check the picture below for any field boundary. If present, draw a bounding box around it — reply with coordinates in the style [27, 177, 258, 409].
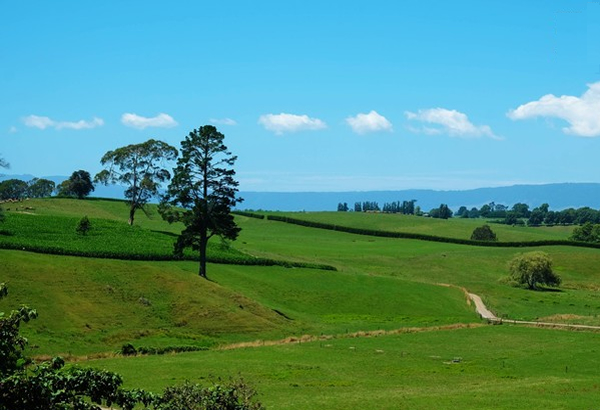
[265, 215, 600, 250]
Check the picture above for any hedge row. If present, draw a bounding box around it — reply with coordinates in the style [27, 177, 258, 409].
[0, 242, 337, 271]
[266, 215, 600, 250]
[120, 343, 208, 356]
[231, 210, 266, 219]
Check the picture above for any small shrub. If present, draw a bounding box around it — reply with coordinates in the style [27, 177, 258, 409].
[76, 216, 91, 236]
[471, 225, 497, 241]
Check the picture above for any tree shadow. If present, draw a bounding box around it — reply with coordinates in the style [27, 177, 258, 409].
[150, 230, 178, 238]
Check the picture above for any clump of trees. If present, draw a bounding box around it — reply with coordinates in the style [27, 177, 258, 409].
[570, 222, 600, 243]
[160, 125, 242, 279]
[471, 225, 497, 241]
[95, 139, 178, 225]
[508, 251, 561, 290]
[57, 170, 95, 199]
[0, 283, 263, 409]
[429, 204, 453, 219]
[0, 178, 56, 201]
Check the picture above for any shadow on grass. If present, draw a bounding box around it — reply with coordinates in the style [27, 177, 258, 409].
[151, 230, 179, 238]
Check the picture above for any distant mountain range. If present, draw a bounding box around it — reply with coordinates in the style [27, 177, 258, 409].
[2, 173, 599, 212]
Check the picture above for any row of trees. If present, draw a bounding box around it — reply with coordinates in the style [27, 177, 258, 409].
[0, 178, 56, 201]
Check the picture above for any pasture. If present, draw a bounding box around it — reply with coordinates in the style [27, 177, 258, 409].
[1, 199, 600, 408]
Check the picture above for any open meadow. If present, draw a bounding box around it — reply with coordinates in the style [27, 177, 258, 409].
[1, 199, 600, 408]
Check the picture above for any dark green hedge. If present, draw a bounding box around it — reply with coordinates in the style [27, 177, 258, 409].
[0, 242, 337, 271]
[232, 210, 265, 219]
[266, 215, 600, 250]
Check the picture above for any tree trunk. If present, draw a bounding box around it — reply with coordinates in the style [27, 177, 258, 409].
[128, 205, 135, 226]
[198, 231, 208, 278]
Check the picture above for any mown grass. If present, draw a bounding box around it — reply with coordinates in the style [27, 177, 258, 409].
[89, 325, 600, 409]
[266, 211, 574, 242]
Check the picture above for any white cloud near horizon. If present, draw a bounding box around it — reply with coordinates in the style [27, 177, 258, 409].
[405, 108, 500, 139]
[209, 118, 237, 126]
[121, 113, 178, 129]
[258, 113, 327, 135]
[345, 110, 393, 134]
[507, 82, 600, 137]
[23, 115, 104, 130]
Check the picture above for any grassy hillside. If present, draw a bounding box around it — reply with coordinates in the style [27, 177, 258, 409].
[267, 211, 574, 242]
[234, 216, 600, 325]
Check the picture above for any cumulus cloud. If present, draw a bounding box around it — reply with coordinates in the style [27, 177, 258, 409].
[405, 108, 500, 139]
[507, 82, 600, 137]
[258, 113, 327, 135]
[121, 113, 178, 129]
[209, 118, 237, 126]
[23, 115, 104, 130]
[345, 110, 393, 134]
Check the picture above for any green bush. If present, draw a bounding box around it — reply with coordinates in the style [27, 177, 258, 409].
[470, 225, 497, 241]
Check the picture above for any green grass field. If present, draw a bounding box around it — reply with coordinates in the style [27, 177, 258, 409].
[2, 198, 600, 409]
[267, 211, 575, 242]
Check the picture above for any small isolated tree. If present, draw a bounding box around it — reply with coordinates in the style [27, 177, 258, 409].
[95, 139, 178, 225]
[160, 125, 242, 278]
[58, 170, 95, 199]
[76, 216, 92, 236]
[471, 224, 497, 241]
[508, 251, 561, 290]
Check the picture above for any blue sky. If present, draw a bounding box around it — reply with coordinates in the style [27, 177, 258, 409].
[1, 0, 599, 192]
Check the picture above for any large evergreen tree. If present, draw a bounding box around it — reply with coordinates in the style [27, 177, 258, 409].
[160, 126, 242, 278]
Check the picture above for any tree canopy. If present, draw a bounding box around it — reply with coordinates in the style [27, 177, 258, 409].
[470, 225, 497, 241]
[508, 251, 561, 290]
[160, 125, 242, 278]
[95, 139, 178, 225]
[57, 170, 95, 199]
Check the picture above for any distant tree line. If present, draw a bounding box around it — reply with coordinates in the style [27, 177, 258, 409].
[337, 199, 600, 227]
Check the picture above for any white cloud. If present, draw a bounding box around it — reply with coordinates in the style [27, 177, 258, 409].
[121, 113, 178, 129]
[405, 108, 500, 139]
[22, 115, 104, 130]
[258, 113, 327, 135]
[507, 82, 600, 137]
[8, 126, 17, 133]
[209, 118, 237, 126]
[345, 110, 393, 134]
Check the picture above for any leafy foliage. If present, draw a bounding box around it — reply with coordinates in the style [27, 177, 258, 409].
[570, 222, 600, 243]
[160, 125, 243, 278]
[95, 139, 178, 225]
[508, 251, 561, 290]
[27, 178, 56, 198]
[0, 179, 28, 200]
[76, 215, 92, 235]
[58, 170, 95, 199]
[154, 379, 263, 410]
[470, 225, 497, 241]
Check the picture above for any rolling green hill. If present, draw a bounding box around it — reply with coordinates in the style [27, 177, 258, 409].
[2, 197, 600, 408]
